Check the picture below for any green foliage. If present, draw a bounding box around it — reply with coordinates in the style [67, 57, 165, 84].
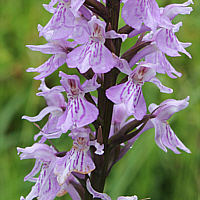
[0, 0, 199, 199]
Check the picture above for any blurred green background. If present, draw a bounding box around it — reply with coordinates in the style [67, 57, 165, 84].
[0, 0, 199, 199]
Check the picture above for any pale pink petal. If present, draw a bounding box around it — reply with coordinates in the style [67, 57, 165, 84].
[105, 30, 127, 42]
[71, 0, 85, 11]
[82, 74, 101, 93]
[122, 0, 160, 32]
[156, 28, 192, 58]
[149, 77, 173, 93]
[55, 137, 95, 185]
[89, 140, 104, 155]
[22, 106, 62, 122]
[161, 123, 191, 154]
[117, 196, 138, 200]
[113, 56, 132, 75]
[106, 83, 126, 104]
[162, 0, 194, 21]
[86, 179, 112, 200]
[27, 54, 66, 80]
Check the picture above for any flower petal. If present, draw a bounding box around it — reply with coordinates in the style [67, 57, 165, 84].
[22, 106, 63, 122]
[161, 122, 191, 154]
[55, 138, 95, 185]
[149, 77, 173, 93]
[122, 0, 160, 32]
[105, 30, 127, 42]
[27, 54, 66, 80]
[86, 179, 112, 200]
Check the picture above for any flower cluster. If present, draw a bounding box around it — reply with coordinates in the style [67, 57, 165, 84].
[18, 0, 193, 199]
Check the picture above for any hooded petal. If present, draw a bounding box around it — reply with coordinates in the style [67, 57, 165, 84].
[59, 72, 82, 93]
